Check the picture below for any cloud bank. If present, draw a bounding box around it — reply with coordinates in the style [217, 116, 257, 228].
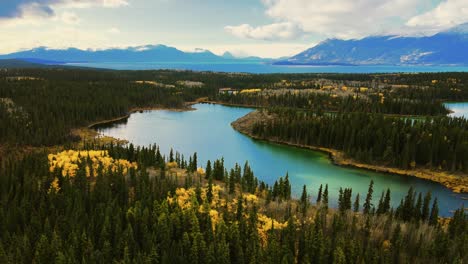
[0, 0, 129, 20]
[225, 0, 468, 40]
[225, 22, 303, 41]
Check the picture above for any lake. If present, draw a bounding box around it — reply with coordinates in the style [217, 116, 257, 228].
[69, 61, 468, 74]
[96, 103, 466, 216]
[446, 102, 468, 118]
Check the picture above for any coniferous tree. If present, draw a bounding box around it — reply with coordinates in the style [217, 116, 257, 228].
[207, 175, 213, 203]
[429, 198, 439, 226]
[205, 160, 212, 180]
[300, 185, 309, 217]
[322, 184, 329, 209]
[317, 184, 323, 203]
[169, 148, 174, 163]
[363, 180, 374, 214]
[421, 192, 432, 221]
[354, 194, 360, 212]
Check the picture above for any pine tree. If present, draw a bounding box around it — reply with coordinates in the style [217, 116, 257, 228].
[354, 193, 360, 212]
[322, 184, 329, 209]
[193, 152, 198, 172]
[429, 198, 439, 226]
[169, 148, 174, 162]
[415, 192, 423, 220]
[205, 160, 212, 180]
[284, 173, 291, 200]
[363, 180, 374, 214]
[383, 189, 391, 214]
[228, 170, 235, 194]
[377, 191, 385, 215]
[300, 185, 309, 217]
[421, 192, 432, 221]
[317, 184, 323, 203]
[207, 175, 213, 203]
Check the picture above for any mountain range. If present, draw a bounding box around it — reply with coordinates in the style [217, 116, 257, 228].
[0, 45, 252, 63]
[0, 23, 467, 66]
[277, 23, 468, 66]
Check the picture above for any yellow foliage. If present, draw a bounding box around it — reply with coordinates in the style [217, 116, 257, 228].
[166, 161, 178, 169]
[48, 177, 61, 193]
[382, 240, 392, 251]
[257, 213, 288, 244]
[167, 184, 288, 238]
[243, 193, 259, 203]
[48, 150, 137, 178]
[197, 167, 205, 175]
[240, 89, 262, 94]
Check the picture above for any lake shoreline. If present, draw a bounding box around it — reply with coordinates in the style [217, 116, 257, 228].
[87, 102, 199, 129]
[231, 110, 468, 194]
[202, 100, 451, 118]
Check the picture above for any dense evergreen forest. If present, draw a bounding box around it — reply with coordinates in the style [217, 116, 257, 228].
[251, 109, 468, 173]
[1, 144, 466, 263]
[217, 91, 449, 116]
[1, 68, 467, 146]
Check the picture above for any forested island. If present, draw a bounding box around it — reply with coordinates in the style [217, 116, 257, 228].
[0, 67, 467, 263]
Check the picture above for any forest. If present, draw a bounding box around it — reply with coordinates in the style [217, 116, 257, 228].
[0, 143, 466, 263]
[0, 67, 467, 263]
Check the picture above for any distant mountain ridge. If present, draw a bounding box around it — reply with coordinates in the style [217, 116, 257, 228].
[276, 23, 468, 66]
[0, 44, 268, 64]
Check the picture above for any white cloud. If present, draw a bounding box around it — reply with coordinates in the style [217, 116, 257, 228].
[55, 0, 129, 9]
[406, 0, 468, 31]
[224, 22, 303, 40]
[59, 11, 80, 24]
[0, 0, 129, 24]
[227, 0, 468, 40]
[108, 27, 121, 34]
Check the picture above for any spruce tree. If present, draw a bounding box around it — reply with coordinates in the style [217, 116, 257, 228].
[429, 198, 439, 226]
[169, 148, 174, 162]
[317, 184, 323, 203]
[207, 175, 213, 203]
[300, 185, 309, 217]
[322, 184, 329, 209]
[354, 193, 360, 212]
[363, 180, 374, 214]
[205, 160, 212, 180]
[421, 192, 432, 221]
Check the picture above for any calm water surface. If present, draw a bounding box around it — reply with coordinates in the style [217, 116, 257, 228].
[69, 62, 468, 74]
[97, 103, 466, 216]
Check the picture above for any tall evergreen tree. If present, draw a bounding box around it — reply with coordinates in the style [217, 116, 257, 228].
[317, 184, 323, 203]
[354, 193, 360, 212]
[363, 180, 374, 214]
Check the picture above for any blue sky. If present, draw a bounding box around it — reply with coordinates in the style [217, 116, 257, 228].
[0, 0, 467, 58]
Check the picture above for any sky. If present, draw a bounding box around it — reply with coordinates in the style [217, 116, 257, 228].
[0, 0, 467, 58]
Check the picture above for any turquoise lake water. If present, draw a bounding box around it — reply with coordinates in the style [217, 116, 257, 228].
[69, 62, 468, 74]
[96, 103, 467, 216]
